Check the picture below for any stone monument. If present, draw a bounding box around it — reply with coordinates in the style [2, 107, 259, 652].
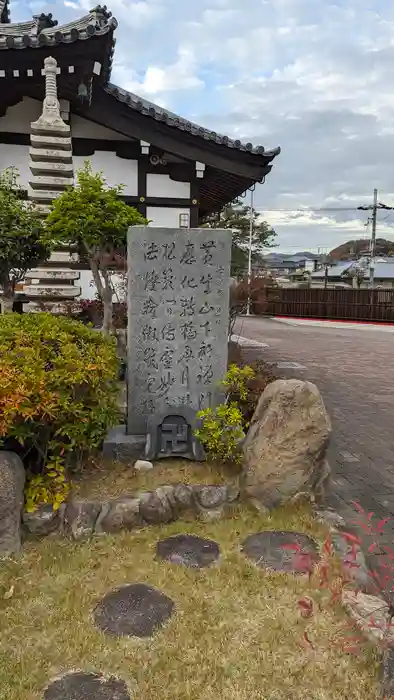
[103, 226, 232, 461]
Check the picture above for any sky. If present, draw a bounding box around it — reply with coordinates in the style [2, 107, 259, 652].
[11, 0, 394, 252]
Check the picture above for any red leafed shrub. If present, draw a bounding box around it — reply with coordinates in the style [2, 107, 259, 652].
[283, 502, 394, 657]
[53, 299, 127, 329]
[230, 275, 276, 315]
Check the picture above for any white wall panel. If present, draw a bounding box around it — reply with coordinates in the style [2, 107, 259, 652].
[147, 206, 191, 228]
[146, 173, 190, 198]
[73, 152, 138, 196]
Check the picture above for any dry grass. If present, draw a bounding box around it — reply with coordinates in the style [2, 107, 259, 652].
[0, 503, 380, 700]
[72, 458, 239, 500]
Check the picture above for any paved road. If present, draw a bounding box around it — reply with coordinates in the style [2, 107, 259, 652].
[233, 316, 394, 546]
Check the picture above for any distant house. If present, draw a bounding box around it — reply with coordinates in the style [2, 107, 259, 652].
[369, 261, 394, 288]
[259, 253, 321, 280]
[310, 259, 394, 289]
[309, 261, 356, 288]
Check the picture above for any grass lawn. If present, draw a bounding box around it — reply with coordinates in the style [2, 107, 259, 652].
[0, 502, 381, 700]
[71, 458, 239, 500]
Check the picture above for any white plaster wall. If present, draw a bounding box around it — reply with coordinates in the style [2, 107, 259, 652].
[146, 173, 190, 198]
[0, 144, 31, 187]
[147, 206, 191, 228]
[73, 152, 138, 196]
[70, 114, 129, 140]
[0, 98, 41, 134]
[80, 270, 97, 299]
[79, 269, 125, 302]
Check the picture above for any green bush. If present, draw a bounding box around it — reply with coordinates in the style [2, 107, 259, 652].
[195, 402, 246, 465]
[0, 313, 120, 510]
[195, 364, 255, 465]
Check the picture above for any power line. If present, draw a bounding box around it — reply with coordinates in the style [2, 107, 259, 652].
[257, 207, 394, 212]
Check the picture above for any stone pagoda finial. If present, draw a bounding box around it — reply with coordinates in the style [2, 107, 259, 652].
[31, 56, 69, 133]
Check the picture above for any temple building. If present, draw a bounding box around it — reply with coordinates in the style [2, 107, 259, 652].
[0, 1, 280, 305]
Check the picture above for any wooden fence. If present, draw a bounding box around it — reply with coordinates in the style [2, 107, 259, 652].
[259, 287, 394, 323]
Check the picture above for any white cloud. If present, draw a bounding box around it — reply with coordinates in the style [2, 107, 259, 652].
[19, 0, 394, 250]
[120, 45, 204, 95]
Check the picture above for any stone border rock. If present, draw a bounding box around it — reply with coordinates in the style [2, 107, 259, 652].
[23, 483, 240, 541]
[314, 505, 393, 698]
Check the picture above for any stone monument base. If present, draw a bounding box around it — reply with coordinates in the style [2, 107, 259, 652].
[102, 425, 146, 463]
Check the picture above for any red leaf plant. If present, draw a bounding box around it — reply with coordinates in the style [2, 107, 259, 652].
[282, 502, 394, 657]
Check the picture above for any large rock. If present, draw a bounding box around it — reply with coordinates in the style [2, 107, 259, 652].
[241, 379, 331, 510]
[0, 451, 25, 556]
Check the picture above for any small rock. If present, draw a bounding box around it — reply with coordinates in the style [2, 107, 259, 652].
[23, 504, 62, 536]
[64, 500, 101, 540]
[0, 451, 25, 556]
[172, 484, 195, 511]
[331, 531, 375, 594]
[314, 507, 346, 530]
[193, 485, 227, 509]
[226, 482, 240, 503]
[342, 589, 394, 646]
[134, 459, 153, 471]
[382, 648, 394, 699]
[95, 498, 142, 534]
[139, 490, 174, 524]
[199, 506, 225, 522]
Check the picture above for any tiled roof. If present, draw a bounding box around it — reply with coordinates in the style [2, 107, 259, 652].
[370, 262, 394, 279]
[105, 83, 281, 158]
[0, 8, 117, 50]
[0, 1, 10, 24]
[310, 261, 356, 278]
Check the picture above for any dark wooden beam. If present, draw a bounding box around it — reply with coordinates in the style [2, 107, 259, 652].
[190, 177, 200, 227]
[137, 159, 147, 218]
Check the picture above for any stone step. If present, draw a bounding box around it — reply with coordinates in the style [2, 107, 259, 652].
[31, 121, 70, 137]
[26, 268, 80, 281]
[30, 134, 72, 150]
[29, 147, 73, 163]
[29, 175, 74, 190]
[48, 251, 79, 264]
[30, 161, 74, 176]
[28, 189, 63, 202]
[29, 202, 51, 215]
[23, 284, 81, 298]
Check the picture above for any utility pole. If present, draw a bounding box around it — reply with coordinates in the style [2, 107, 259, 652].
[358, 189, 393, 289]
[246, 186, 255, 316]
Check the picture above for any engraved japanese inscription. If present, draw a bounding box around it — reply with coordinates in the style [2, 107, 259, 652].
[127, 227, 232, 435]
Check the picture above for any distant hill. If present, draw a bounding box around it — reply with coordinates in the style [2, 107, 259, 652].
[329, 238, 394, 260]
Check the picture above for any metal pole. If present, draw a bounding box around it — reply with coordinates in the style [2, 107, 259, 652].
[246, 187, 254, 316]
[370, 188, 378, 289]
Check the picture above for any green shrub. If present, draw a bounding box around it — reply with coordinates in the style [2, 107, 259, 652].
[195, 364, 255, 464]
[195, 403, 245, 465]
[0, 313, 120, 510]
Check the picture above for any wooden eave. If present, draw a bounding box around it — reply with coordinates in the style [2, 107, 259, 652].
[73, 86, 279, 215]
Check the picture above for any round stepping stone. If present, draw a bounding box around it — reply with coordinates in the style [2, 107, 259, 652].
[241, 530, 319, 573]
[94, 583, 175, 638]
[43, 672, 130, 700]
[156, 534, 220, 568]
